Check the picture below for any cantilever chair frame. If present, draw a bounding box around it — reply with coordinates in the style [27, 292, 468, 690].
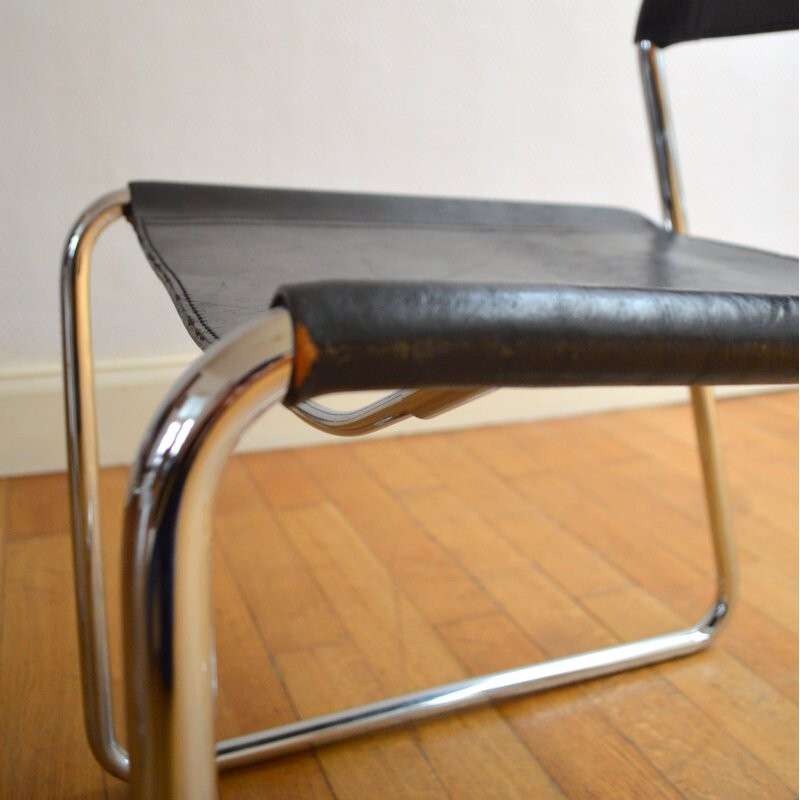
[62, 41, 736, 797]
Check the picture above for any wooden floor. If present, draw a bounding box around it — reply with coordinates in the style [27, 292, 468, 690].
[1, 392, 797, 799]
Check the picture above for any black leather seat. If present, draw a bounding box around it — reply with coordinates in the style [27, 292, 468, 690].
[129, 182, 797, 401]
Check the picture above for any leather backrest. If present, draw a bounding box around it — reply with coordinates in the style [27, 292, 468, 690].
[635, 0, 798, 48]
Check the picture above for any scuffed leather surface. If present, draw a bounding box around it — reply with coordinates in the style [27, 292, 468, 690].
[635, 0, 798, 48]
[277, 282, 796, 401]
[128, 182, 798, 401]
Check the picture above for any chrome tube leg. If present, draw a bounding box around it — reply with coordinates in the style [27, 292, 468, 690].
[119, 319, 726, 791]
[639, 40, 736, 633]
[122, 309, 294, 800]
[60, 189, 132, 780]
[690, 385, 736, 628]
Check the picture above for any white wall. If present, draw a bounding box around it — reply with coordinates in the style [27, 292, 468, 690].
[1, 1, 797, 474]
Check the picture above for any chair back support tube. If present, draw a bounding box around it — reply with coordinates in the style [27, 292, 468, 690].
[639, 36, 737, 621]
[638, 41, 686, 233]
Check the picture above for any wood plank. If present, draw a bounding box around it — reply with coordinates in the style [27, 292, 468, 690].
[450, 424, 549, 478]
[348, 437, 442, 492]
[212, 547, 334, 799]
[618, 396, 794, 448]
[627, 397, 797, 479]
[506, 692, 685, 800]
[243, 449, 327, 509]
[442, 598, 795, 798]
[436, 429, 638, 599]
[729, 508, 798, 581]
[277, 503, 464, 692]
[602, 402, 799, 549]
[436, 610, 547, 672]
[721, 602, 798, 701]
[606, 456, 797, 576]
[512, 473, 709, 622]
[99, 533, 339, 800]
[738, 558, 798, 634]
[718, 393, 799, 441]
[565, 458, 723, 569]
[216, 455, 267, 517]
[439, 612, 684, 800]
[594, 669, 795, 799]
[297, 448, 695, 797]
[401, 433, 532, 519]
[400, 488, 614, 656]
[586, 585, 798, 792]
[0, 480, 6, 647]
[410, 704, 566, 800]
[5, 471, 70, 539]
[517, 393, 797, 678]
[492, 510, 630, 599]
[725, 474, 798, 553]
[216, 509, 348, 654]
[501, 416, 642, 479]
[512, 468, 797, 697]
[595, 398, 798, 499]
[277, 641, 453, 800]
[276, 503, 564, 799]
[606, 457, 712, 525]
[0, 536, 107, 798]
[296, 445, 496, 626]
[752, 389, 798, 419]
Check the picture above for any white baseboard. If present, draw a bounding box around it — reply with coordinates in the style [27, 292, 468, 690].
[0, 357, 788, 477]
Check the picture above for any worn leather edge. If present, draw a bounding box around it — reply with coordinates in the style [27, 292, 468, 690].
[125, 208, 219, 349]
[275, 282, 799, 402]
[127, 181, 659, 233]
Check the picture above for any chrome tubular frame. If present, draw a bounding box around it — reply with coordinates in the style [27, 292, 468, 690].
[58, 194, 498, 792]
[122, 309, 294, 799]
[64, 41, 737, 800]
[120, 324, 729, 798]
[59, 191, 492, 782]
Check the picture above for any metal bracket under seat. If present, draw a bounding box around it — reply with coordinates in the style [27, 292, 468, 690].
[291, 387, 492, 436]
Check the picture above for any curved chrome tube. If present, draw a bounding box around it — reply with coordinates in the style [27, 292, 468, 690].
[293, 388, 490, 436]
[57, 192, 498, 791]
[292, 390, 418, 434]
[121, 297, 729, 799]
[60, 188, 132, 779]
[65, 44, 737, 794]
[123, 308, 293, 799]
[214, 617, 716, 770]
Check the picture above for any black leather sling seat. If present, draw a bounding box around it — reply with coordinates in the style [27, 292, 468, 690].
[128, 181, 798, 402]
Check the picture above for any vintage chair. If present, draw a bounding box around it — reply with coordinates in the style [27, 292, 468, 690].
[61, 1, 798, 797]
